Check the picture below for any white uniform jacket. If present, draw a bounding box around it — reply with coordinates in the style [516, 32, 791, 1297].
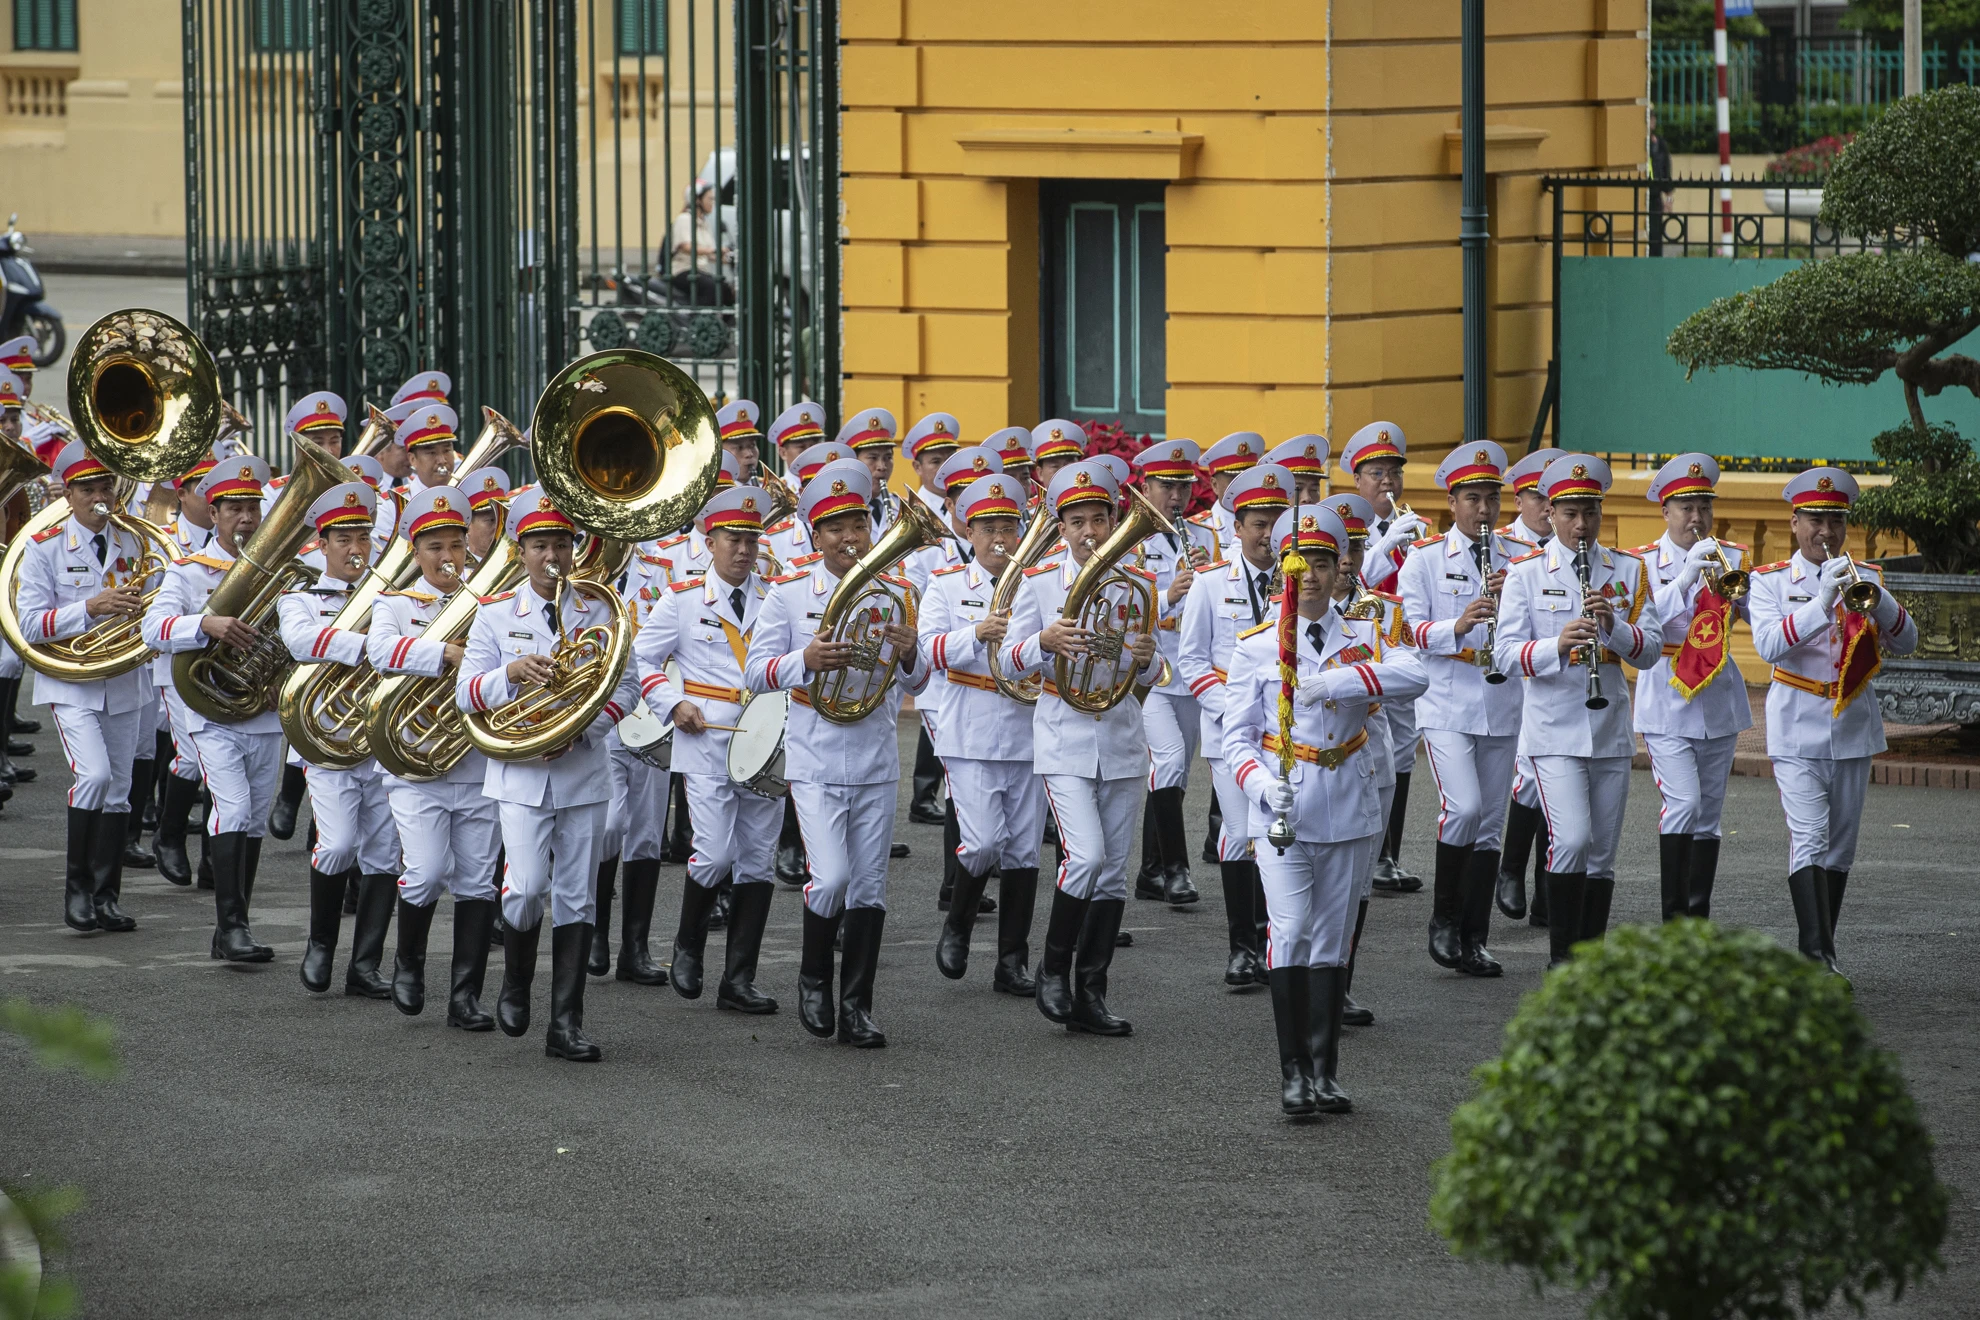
[1398, 526, 1532, 735]
[1189, 505, 1235, 556]
[1177, 555, 1279, 760]
[142, 541, 283, 735]
[15, 516, 149, 713]
[1748, 552, 1917, 759]
[1631, 532, 1755, 739]
[916, 561, 1032, 762]
[1343, 592, 1412, 786]
[633, 570, 766, 777]
[1221, 612, 1429, 843]
[368, 585, 487, 786]
[655, 529, 711, 584]
[1493, 541, 1661, 759]
[1002, 555, 1162, 781]
[764, 514, 813, 571]
[742, 560, 928, 786]
[1138, 519, 1222, 698]
[904, 535, 969, 598]
[454, 584, 638, 808]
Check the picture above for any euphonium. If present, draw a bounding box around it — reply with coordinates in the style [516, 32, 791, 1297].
[174, 435, 348, 723]
[1054, 485, 1175, 715]
[279, 407, 525, 769]
[0, 309, 224, 682]
[752, 467, 799, 578]
[456, 348, 720, 763]
[805, 494, 952, 725]
[986, 488, 1061, 705]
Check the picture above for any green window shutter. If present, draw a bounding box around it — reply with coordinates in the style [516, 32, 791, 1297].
[15, 0, 78, 52]
[615, 0, 665, 57]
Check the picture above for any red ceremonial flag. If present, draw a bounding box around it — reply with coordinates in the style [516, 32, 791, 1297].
[1668, 584, 1733, 701]
[1833, 607, 1881, 715]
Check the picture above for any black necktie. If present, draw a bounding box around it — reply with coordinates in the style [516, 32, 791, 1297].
[544, 603, 556, 636]
[729, 586, 745, 620]
[1377, 518, 1390, 537]
[1306, 622, 1325, 656]
[1164, 532, 1178, 552]
[960, 544, 973, 564]
[1248, 571, 1268, 625]
[90, 532, 106, 565]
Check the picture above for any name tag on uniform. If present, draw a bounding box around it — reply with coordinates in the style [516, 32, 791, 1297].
[804, 611, 824, 621]
[962, 598, 985, 607]
[408, 619, 427, 631]
[64, 564, 91, 574]
[698, 615, 721, 627]
[1224, 596, 1248, 605]
[684, 568, 706, 578]
[1445, 572, 1470, 582]
[1542, 588, 1568, 597]
[1788, 594, 1812, 603]
[508, 630, 534, 640]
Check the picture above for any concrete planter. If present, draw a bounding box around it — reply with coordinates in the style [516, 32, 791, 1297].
[1872, 557, 1980, 725]
[1762, 185, 1824, 217]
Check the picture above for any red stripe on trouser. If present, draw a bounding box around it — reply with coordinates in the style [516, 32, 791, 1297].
[54, 711, 79, 808]
[1422, 735, 1451, 843]
[1041, 780, 1072, 894]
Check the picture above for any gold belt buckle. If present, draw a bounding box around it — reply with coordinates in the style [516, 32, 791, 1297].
[1313, 744, 1349, 770]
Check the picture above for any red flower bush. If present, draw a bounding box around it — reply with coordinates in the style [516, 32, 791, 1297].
[1764, 134, 1854, 184]
[1081, 420, 1217, 516]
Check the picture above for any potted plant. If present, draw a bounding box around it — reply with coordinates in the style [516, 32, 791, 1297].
[1431, 921, 1948, 1319]
[1760, 134, 1852, 217]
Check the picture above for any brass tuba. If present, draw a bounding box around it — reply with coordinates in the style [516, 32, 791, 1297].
[985, 485, 1060, 705]
[279, 406, 525, 769]
[806, 494, 951, 724]
[0, 309, 226, 682]
[751, 467, 799, 577]
[1053, 484, 1175, 714]
[173, 435, 349, 723]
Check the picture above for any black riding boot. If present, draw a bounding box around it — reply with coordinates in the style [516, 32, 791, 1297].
[1658, 833, 1692, 922]
[837, 907, 887, 1048]
[937, 800, 960, 910]
[267, 762, 306, 840]
[798, 905, 842, 1038]
[343, 873, 357, 914]
[95, 810, 140, 927]
[775, 797, 806, 885]
[195, 785, 214, 889]
[123, 762, 157, 867]
[447, 898, 498, 1031]
[390, 899, 438, 1015]
[1250, 864, 1270, 983]
[614, 858, 669, 985]
[1034, 887, 1089, 1024]
[1580, 875, 1615, 945]
[62, 806, 97, 932]
[1529, 813, 1553, 927]
[0, 678, 33, 778]
[588, 856, 617, 977]
[909, 727, 944, 824]
[9, 685, 37, 734]
[209, 832, 272, 962]
[152, 775, 198, 886]
[1068, 898, 1131, 1036]
[1306, 966, 1352, 1113]
[1133, 794, 1165, 900]
[670, 875, 722, 999]
[1547, 873, 1587, 967]
[1268, 967, 1316, 1116]
[1787, 867, 1840, 974]
[935, 866, 993, 980]
[1202, 792, 1223, 865]
[1427, 841, 1469, 968]
[709, 878, 733, 930]
[717, 882, 778, 1013]
[1457, 848, 1502, 977]
[1220, 861, 1264, 987]
[149, 729, 171, 825]
[1827, 870, 1848, 943]
[1373, 771, 1421, 891]
[992, 866, 1039, 996]
[660, 773, 694, 863]
[1152, 786, 1199, 905]
[1496, 801, 1540, 919]
[343, 872, 395, 997]
[1342, 898, 1375, 1026]
[545, 923, 602, 1061]
[300, 867, 347, 992]
[497, 917, 543, 1036]
[1687, 836, 1721, 919]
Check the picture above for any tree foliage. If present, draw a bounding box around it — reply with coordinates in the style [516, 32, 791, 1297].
[1850, 422, 1980, 571]
[1431, 921, 1948, 1320]
[1822, 83, 1980, 258]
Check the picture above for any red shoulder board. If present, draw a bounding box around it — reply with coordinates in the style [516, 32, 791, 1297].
[668, 579, 700, 593]
[1612, 547, 1642, 563]
[765, 572, 807, 585]
[880, 573, 912, 591]
[637, 551, 668, 566]
[931, 564, 967, 577]
[764, 518, 794, 535]
[1023, 561, 1061, 577]
[1510, 548, 1545, 564]
[1752, 560, 1790, 575]
[31, 524, 64, 543]
[1375, 590, 1403, 604]
[1722, 540, 1749, 551]
[1409, 535, 1439, 549]
[478, 590, 514, 604]
[172, 555, 194, 566]
[298, 538, 320, 555]
[1125, 566, 1156, 582]
[791, 552, 822, 567]
[656, 533, 688, 549]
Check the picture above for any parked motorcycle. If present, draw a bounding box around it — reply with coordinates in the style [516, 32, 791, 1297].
[0, 217, 63, 367]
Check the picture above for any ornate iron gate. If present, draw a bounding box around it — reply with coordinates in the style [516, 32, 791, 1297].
[184, 0, 835, 469]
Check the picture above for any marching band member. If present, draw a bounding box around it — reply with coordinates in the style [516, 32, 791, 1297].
[898, 414, 963, 830]
[901, 411, 961, 522]
[1132, 439, 1216, 908]
[633, 484, 781, 1013]
[986, 427, 1036, 494]
[838, 406, 900, 536]
[18, 440, 152, 933]
[771, 398, 821, 482]
[744, 458, 927, 1047]
[1492, 447, 1562, 925]
[1029, 419, 1085, 488]
[277, 480, 402, 996]
[1493, 456, 1660, 966]
[717, 399, 764, 485]
[1748, 467, 1916, 976]
[370, 486, 504, 1024]
[457, 488, 639, 1061]
[1179, 463, 1295, 988]
[918, 472, 1042, 992]
[1264, 435, 1328, 508]
[1225, 503, 1428, 1115]
[1003, 460, 1161, 1036]
[395, 403, 462, 495]
[763, 425, 847, 570]
[0, 369, 40, 794]
[149, 448, 224, 888]
[1632, 454, 1752, 923]
[908, 444, 998, 591]
[143, 452, 286, 962]
[1197, 432, 1264, 554]
[459, 466, 510, 561]
[1398, 442, 1531, 977]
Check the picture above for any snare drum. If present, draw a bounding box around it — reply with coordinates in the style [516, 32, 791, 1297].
[726, 690, 790, 798]
[615, 697, 673, 771]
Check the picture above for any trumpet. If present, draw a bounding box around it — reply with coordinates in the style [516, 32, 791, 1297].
[1573, 537, 1608, 711]
[1338, 558, 1385, 621]
[1698, 541, 1748, 600]
[1830, 552, 1881, 614]
[1470, 530, 1507, 685]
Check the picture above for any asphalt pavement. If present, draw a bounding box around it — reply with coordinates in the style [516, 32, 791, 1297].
[1, 708, 1974, 1319]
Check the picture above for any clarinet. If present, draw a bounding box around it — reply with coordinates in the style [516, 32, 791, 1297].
[1573, 537, 1608, 711]
[1472, 531, 1506, 685]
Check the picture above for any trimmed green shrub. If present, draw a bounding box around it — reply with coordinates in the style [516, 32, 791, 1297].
[1431, 921, 1947, 1320]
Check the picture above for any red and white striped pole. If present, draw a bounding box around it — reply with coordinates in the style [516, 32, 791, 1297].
[1714, 0, 1733, 255]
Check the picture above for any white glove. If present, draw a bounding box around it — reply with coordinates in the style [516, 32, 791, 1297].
[1293, 667, 1357, 708]
[1818, 555, 1851, 609]
[1676, 537, 1719, 592]
[1267, 779, 1297, 816]
[1370, 514, 1425, 560]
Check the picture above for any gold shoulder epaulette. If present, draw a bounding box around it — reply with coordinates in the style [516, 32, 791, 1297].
[1375, 590, 1403, 604]
[1239, 619, 1275, 639]
[1752, 560, 1791, 575]
[1722, 540, 1749, 551]
[298, 538, 320, 556]
[384, 588, 438, 604]
[880, 573, 912, 591]
[669, 579, 701, 593]
[1125, 565, 1156, 582]
[637, 551, 669, 566]
[187, 554, 232, 570]
[478, 590, 514, 604]
[1628, 543, 1660, 558]
[931, 564, 967, 577]
[1510, 548, 1545, 564]
[1612, 546, 1643, 561]
[172, 555, 193, 566]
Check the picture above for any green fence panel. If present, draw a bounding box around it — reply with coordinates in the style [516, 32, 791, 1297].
[1559, 256, 1980, 460]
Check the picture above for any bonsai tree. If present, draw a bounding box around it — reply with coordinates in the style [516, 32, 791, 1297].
[1430, 922, 1947, 1320]
[1666, 85, 1980, 441]
[1851, 421, 1980, 571]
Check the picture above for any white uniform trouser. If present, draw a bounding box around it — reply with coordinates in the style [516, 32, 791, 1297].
[1142, 690, 1200, 791]
[134, 682, 163, 745]
[946, 759, 1044, 875]
[1774, 755, 1871, 874]
[1365, 782, 1395, 900]
[189, 725, 283, 836]
[1209, 758, 1251, 862]
[0, 637, 21, 680]
[1511, 753, 1541, 808]
[308, 766, 401, 876]
[51, 704, 139, 811]
[1532, 755, 1631, 879]
[1042, 773, 1140, 901]
[161, 687, 201, 780]
[1257, 834, 1378, 969]
[603, 744, 666, 862]
[1643, 732, 1738, 837]
[791, 779, 895, 916]
[1421, 729, 1519, 849]
[683, 772, 783, 890]
[1386, 701, 1419, 775]
[390, 779, 500, 905]
[498, 800, 606, 929]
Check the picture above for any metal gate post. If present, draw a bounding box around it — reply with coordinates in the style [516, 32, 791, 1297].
[734, 0, 778, 413]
